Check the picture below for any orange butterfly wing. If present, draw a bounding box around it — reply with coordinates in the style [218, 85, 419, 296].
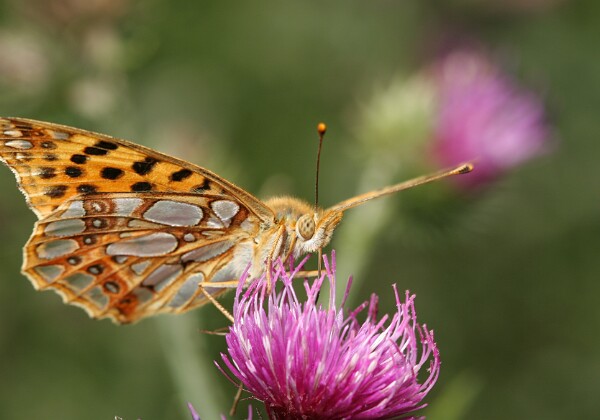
[0, 117, 273, 220]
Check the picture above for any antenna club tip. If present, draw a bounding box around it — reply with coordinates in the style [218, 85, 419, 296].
[317, 122, 327, 135]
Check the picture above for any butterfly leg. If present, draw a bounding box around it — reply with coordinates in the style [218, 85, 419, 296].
[265, 224, 287, 294]
[197, 283, 234, 322]
[196, 327, 229, 336]
[197, 280, 241, 289]
[229, 381, 245, 416]
[265, 258, 274, 294]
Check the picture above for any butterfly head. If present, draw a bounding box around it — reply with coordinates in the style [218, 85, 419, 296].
[264, 196, 343, 257]
[296, 209, 343, 254]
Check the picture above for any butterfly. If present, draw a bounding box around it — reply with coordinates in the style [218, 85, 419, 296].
[0, 117, 472, 324]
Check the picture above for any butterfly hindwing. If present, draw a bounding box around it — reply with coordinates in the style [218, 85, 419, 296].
[24, 192, 260, 323]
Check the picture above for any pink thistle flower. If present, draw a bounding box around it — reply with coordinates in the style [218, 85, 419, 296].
[432, 50, 549, 187]
[219, 252, 440, 419]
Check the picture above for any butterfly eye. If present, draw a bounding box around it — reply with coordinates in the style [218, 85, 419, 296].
[296, 214, 316, 241]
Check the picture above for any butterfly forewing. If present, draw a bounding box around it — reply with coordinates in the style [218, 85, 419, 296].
[0, 117, 273, 221]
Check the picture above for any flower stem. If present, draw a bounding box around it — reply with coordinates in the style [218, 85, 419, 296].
[155, 315, 227, 419]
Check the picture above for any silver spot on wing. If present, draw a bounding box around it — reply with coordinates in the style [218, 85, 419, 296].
[106, 232, 178, 257]
[64, 272, 95, 291]
[36, 239, 79, 259]
[67, 257, 80, 265]
[45, 219, 86, 237]
[211, 200, 239, 227]
[131, 260, 152, 275]
[143, 200, 203, 227]
[91, 202, 103, 213]
[133, 288, 153, 304]
[168, 272, 204, 308]
[114, 198, 142, 216]
[206, 216, 224, 228]
[88, 265, 102, 275]
[84, 286, 109, 308]
[5, 139, 33, 149]
[34, 265, 65, 282]
[142, 264, 183, 291]
[47, 130, 69, 140]
[181, 240, 234, 263]
[4, 129, 23, 137]
[113, 255, 128, 264]
[62, 201, 85, 218]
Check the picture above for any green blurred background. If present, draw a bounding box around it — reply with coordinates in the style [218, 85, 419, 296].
[0, 0, 599, 419]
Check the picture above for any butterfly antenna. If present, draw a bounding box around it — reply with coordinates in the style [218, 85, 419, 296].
[315, 123, 327, 281]
[315, 122, 327, 210]
[328, 163, 474, 212]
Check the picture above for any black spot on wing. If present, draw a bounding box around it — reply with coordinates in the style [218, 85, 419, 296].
[71, 154, 88, 164]
[170, 168, 193, 182]
[83, 146, 108, 156]
[39, 167, 56, 179]
[132, 157, 158, 175]
[101, 167, 124, 180]
[40, 141, 56, 149]
[94, 140, 118, 150]
[131, 181, 152, 192]
[65, 166, 83, 178]
[191, 178, 211, 193]
[77, 184, 97, 194]
[44, 154, 58, 161]
[45, 185, 67, 198]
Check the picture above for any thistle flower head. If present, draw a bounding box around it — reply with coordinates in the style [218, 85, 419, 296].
[219, 252, 440, 419]
[432, 49, 549, 186]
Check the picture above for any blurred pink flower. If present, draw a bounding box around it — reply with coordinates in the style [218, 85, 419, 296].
[432, 50, 549, 187]
[219, 253, 440, 419]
